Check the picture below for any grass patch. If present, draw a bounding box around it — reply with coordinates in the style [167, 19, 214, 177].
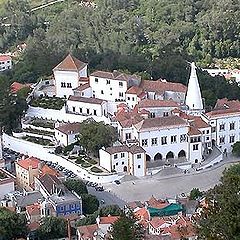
[90, 166, 103, 173]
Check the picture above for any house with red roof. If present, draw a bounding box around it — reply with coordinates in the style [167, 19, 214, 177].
[53, 54, 88, 98]
[15, 157, 41, 191]
[0, 54, 12, 72]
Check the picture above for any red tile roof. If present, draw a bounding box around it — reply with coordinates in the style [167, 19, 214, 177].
[11, 82, 31, 93]
[206, 108, 240, 118]
[17, 157, 40, 170]
[53, 54, 87, 72]
[100, 216, 119, 224]
[138, 99, 179, 108]
[188, 126, 201, 136]
[40, 164, 60, 177]
[135, 207, 150, 221]
[90, 70, 141, 82]
[0, 55, 11, 61]
[126, 86, 144, 96]
[135, 115, 188, 131]
[73, 83, 90, 92]
[68, 96, 104, 104]
[149, 217, 167, 229]
[141, 80, 187, 94]
[55, 123, 81, 135]
[215, 98, 240, 110]
[147, 196, 169, 209]
[77, 224, 98, 239]
[26, 203, 40, 216]
[104, 145, 145, 155]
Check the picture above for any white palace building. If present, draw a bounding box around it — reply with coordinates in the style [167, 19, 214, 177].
[30, 55, 240, 177]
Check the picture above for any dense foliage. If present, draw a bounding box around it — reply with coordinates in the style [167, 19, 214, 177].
[0, 0, 240, 107]
[232, 141, 240, 157]
[78, 120, 118, 156]
[0, 207, 28, 240]
[36, 216, 68, 240]
[198, 164, 240, 239]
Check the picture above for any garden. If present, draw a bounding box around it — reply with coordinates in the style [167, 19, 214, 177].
[30, 96, 66, 110]
[22, 136, 55, 146]
[30, 119, 55, 129]
[24, 127, 54, 136]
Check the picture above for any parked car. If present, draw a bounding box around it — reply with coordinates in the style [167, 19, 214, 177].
[95, 186, 104, 191]
[114, 180, 121, 185]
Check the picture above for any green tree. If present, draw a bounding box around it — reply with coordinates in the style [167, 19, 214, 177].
[232, 141, 240, 157]
[189, 188, 203, 200]
[36, 216, 67, 240]
[198, 164, 240, 239]
[64, 179, 88, 195]
[99, 205, 122, 217]
[78, 120, 118, 156]
[110, 211, 145, 240]
[0, 207, 28, 240]
[81, 194, 99, 214]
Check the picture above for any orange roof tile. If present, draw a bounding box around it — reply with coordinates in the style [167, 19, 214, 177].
[17, 157, 40, 170]
[147, 196, 169, 209]
[26, 203, 40, 216]
[138, 99, 179, 108]
[11, 82, 31, 93]
[77, 224, 98, 239]
[135, 207, 150, 221]
[40, 164, 60, 177]
[206, 108, 240, 118]
[215, 98, 240, 110]
[188, 126, 201, 136]
[149, 217, 167, 229]
[126, 86, 144, 96]
[0, 55, 11, 61]
[53, 54, 87, 72]
[100, 216, 119, 224]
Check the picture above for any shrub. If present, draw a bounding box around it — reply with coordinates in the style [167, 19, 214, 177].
[90, 166, 103, 173]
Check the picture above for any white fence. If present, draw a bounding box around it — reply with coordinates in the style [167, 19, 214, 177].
[3, 134, 120, 183]
[26, 106, 111, 124]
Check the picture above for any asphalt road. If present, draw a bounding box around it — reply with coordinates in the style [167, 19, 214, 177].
[87, 186, 126, 208]
[104, 160, 240, 202]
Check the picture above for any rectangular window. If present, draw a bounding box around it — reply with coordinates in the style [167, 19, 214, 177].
[95, 78, 98, 83]
[72, 106, 75, 112]
[122, 161, 124, 165]
[212, 127, 216, 132]
[142, 139, 148, 147]
[101, 90, 104, 94]
[151, 138, 157, 146]
[106, 79, 110, 84]
[161, 136, 167, 145]
[163, 112, 169, 117]
[138, 165, 141, 169]
[180, 134, 187, 142]
[87, 109, 90, 114]
[206, 130, 209, 134]
[127, 97, 130, 100]
[230, 122, 235, 130]
[121, 153, 125, 158]
[61, 82, 66, 88]
[119, 92, 124, 97]
[116, 162, 118, 166]
[114, 154, 117, 159]
[137, 154, 141, 159]
[230, 135, 235, 143]
[219, 123, 225, 131]
[171, 135, 177, 144]
[79, 108, 82, 113]
[125, 133, 131, 140]
[67, 83, 72, 88]
[193, 144, 198, 151]
[219, 136, 225, 144]
[93, 110, 97, 115]
[132, 97, 135, 101]
[150, 112, 155, 118]
[119, 82, 123, 87]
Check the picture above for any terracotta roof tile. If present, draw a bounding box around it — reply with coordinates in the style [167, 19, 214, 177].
[141, 80, 187, 93]
[40, 165, 60, 177]
[135, 115, 188, 131]
[26, 203, 40, 216]
[138, 99, 179, 108]
[17, 157, 40, 170]
[147, 196, 169, 209]
[149, 217, 167, 229]
[129, 145, 145, 154]
[68, 96, 104, 104]
[105, 145, 129, 154]
[77, 224, 98, 239]
[11, 82, 31, 93]
[206, 108, 240, 118]
[73, 83, 90, 91]
[126, 86, 144, 96]
[0, 55, 11, 61]
[90, 70, 141, 82]
[135, 207, 150, 221]
[53, 54, 87, 72]
[56, 123, 81, 135]
[215, 98, 240, 110]
[188, 126, 201, 136]
[100, 216, 119, 224]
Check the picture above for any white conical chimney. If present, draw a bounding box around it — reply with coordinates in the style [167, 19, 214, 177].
[185, 62, 203, 115]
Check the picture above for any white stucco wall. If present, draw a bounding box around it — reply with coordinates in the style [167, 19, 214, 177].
[0, 181, 14, 200]
[89, 76, 127, 102]
[129, 152, 146, 177]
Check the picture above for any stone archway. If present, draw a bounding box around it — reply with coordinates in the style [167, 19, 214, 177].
[178, 150, 186, 158]
[154, 153, 163, 161]
[166, 151, 174, 160]
[146, 154, 151, 161]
